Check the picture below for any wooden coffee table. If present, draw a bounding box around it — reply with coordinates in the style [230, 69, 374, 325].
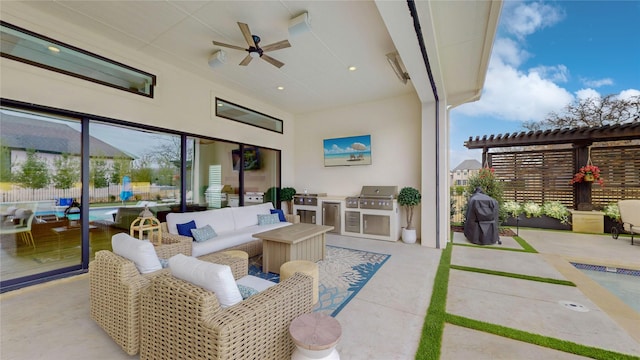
[253, 223, 333, 274]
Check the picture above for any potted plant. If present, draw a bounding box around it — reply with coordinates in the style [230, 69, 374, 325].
[570, 164, 604, 186]
[398, 186, 421, 244]
[280, 187, 297, 214]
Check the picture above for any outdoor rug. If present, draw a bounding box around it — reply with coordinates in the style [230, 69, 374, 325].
[249, 245, 390, 317]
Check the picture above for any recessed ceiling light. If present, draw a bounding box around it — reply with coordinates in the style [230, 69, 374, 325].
[348, 66, 357, 71]
[48, 46, 60, 53]
[277, 86, 284, 90]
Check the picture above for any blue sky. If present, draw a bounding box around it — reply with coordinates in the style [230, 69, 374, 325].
[449, 0, 640, 168]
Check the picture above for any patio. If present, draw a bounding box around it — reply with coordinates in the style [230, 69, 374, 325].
[1, 230, 638, 359]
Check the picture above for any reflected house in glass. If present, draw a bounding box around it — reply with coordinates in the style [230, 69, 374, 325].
[323, 135, 371, 167]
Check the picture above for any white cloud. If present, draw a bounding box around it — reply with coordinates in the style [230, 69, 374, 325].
[618, 89, 640, 99]
[575, 88, 600, 100]
[582, 78, 614, 88]
[529, 65, 569, 83]
[455, 59, 573, 122]
[491, 38, 529, 68]
[502, 1, 565, 39]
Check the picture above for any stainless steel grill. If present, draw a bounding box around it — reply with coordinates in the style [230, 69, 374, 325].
[346, 186, 397, 210]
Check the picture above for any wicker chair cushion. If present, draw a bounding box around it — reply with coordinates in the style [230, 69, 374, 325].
[169, 254, 242, 308]
[111, 233, 162, 274]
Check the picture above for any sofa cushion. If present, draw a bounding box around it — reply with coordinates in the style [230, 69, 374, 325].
[111, 233, 162, 274]
[169, 254, 242, 308]
[258, 213, 280, 225]
[191, 225, 217, 242]
[176, 220, 197, 237]
[270, 208, 287, 222]
[231, 203, 274, 230]
[166, 208, 235, 235]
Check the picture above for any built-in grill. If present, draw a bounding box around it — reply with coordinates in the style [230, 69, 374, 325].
[346, 186, 397, 210]
[344, 186, 400, 241]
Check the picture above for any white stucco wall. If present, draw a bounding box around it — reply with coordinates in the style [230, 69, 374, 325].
[293, 93, 423, 236]
[0, 5, 297, 186]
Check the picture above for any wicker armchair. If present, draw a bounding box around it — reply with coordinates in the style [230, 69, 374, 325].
[139, 272, 314, 360]
[90, 248, 247, 355]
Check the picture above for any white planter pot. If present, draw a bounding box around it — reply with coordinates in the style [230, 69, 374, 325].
[402, 228, 416, 244]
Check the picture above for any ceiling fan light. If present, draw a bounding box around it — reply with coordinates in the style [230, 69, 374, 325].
[208, 50, 226, 69]
[289, 12, 311, 37]
[249, 51, 260, 58]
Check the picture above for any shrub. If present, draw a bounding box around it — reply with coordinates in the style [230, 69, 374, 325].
[502, 201, 522, 218]
[398, 187, 421, 229]
[521, 201, 543, 218]
[464, 167, 505, 222]
[602, 202, 620, 222]
[542, 201, 570, 224]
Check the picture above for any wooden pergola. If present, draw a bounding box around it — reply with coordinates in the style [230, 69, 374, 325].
[465, 122, 640, 209]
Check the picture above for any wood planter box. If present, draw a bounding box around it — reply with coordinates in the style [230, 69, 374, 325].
[570, 210, 604, 234]
[502, 215, 572, 231]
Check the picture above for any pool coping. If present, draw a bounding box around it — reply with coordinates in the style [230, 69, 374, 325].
[543, 253, 640, 344]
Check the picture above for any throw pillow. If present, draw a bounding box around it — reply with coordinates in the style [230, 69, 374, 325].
[257, 213, 280, 225]
[191, 224, 217, 242]
[111, 233, 162, 274]
[176, 220, 197, 237]
[270, 208, 287, 222]
[169, 254, 243, 308]
[237, 284, 259, 300]
[236, 275, 277, 293]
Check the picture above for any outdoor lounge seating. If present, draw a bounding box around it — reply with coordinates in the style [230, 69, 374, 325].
[0, 208, 36, 248]
[617, 199, 640, 245]
[89, 234, 244, 355]
[139, 270, 313, 360]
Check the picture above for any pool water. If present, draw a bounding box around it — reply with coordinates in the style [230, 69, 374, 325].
[572, 263, 640, 313]
[37, 207, 118, 222]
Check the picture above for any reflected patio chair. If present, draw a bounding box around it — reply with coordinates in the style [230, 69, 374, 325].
[617, 199, 640, 245]
[0, 208, 36, 248]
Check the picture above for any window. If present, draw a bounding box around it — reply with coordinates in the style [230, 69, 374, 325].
[215, 98, 283, 133]
[1, 21, 156, 97]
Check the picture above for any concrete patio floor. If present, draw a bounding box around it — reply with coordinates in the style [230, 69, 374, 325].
[1, 230, 638, 359]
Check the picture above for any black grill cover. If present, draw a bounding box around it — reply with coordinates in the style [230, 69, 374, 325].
[464, 188, 500, 245]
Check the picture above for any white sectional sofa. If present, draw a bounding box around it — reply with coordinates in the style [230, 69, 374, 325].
[164, 202, 293, 258]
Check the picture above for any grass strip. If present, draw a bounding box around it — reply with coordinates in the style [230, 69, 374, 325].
[414, 243, 452, 360]
[452, 242, 534, 253]
[445, 313, 640, 360]
[450, 264, 575, 286]
[512, 235, 538, 252]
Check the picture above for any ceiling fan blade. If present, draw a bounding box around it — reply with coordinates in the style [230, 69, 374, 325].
[260, 39, 291, 52]
[261, 54, 285, 68]
[212, 40, 246, 51]
[237, 22, 256, 48]
[239, 54, 253, 66]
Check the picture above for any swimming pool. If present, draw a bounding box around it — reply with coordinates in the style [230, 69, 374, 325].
[37, 207, 119, 222]
[571, 262, 640, 313]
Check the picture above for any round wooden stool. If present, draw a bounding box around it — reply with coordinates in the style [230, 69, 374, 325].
[289, 312, 341, 360]
[280, 260, 319, 304]
[221, 250, 248, 260]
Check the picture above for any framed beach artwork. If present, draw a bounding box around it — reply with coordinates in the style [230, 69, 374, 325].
[323, 135, 372, 167]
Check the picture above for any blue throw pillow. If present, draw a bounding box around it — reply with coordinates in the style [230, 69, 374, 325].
[191, 225, 217, 242]
[237, 284, 259, 300]
[270, 208, 287, 222]
[176, 220, 196, 237]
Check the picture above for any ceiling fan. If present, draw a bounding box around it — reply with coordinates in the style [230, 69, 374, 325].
[212, 22, 291, 68]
